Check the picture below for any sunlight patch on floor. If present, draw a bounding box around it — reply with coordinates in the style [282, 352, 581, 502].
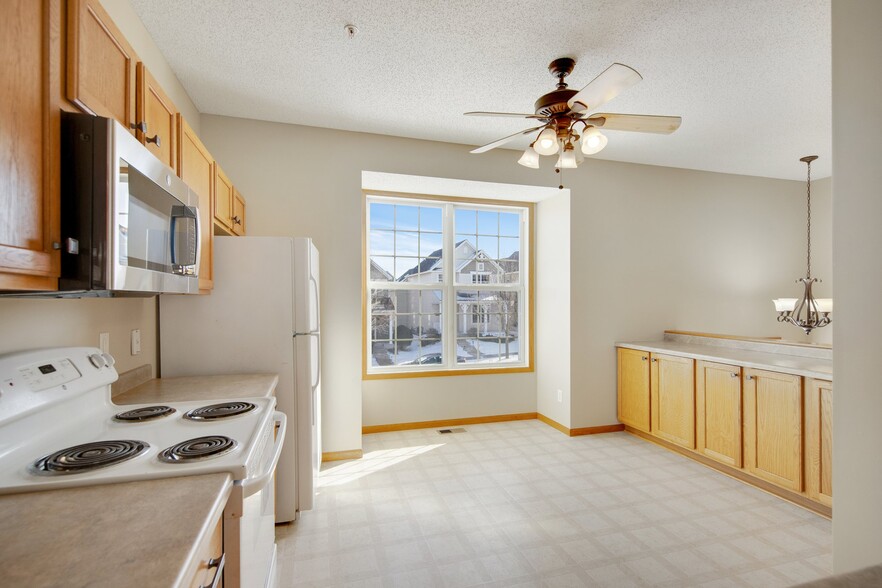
[317, 443, 445, 487]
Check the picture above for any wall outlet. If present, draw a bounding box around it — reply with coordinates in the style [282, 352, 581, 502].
[130, 329, 141, 356]
[556, 389, 563, 403]
[99, 332, 110, 354]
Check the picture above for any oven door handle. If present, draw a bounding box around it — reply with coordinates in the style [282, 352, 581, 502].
[242, 411, 287, 498]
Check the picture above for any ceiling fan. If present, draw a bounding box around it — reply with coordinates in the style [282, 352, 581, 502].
[465, 57, 681, 184]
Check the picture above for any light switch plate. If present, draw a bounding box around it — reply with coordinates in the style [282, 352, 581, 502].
[131, 329, 141, 355]
[99, 332, 110, 354]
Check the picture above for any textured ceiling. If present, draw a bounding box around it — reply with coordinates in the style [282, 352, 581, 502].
[129, 0, 831, 180]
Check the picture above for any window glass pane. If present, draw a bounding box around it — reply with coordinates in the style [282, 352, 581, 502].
[454, 290, 520, 364]
[370, 289, 444, 367]
[395, 257, 420, 281]
[500, 212, 519, 237]
[419, 232, 442, 258]
[420, 207, 442, 232]
[476, 236, 499, 259]
[369, 229, 394, 256]
[455, 209, 476, 234]
[369, 257, 395, 282]
[477, 211, 498, 235]
[369, 203, 394, 230]
[498, 259, 519, 284]
[395, 205, 419, 231]
[395, 231, 419, 257]
[499, 237, 519, 259]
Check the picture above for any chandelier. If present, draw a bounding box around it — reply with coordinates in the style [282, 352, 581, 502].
[773, 155, 832, 334]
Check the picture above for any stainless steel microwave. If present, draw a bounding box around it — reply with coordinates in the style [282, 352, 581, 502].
[59, 113, 200, 295]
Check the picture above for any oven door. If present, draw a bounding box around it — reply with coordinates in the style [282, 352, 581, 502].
[227, 411, 286, 588]
[111, 121, 200, 294]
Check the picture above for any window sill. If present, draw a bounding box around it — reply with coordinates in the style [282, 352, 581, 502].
[363, 365, 534, 380]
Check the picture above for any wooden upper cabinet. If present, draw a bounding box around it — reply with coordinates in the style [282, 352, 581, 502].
[137, 64, 178, 172]
[805, 379, 833, 506]
[232, 189, 246, 236]
[67, 0, 137, 130]
[744, 368, 803, 492]
[650, 353, 695, 449]
[696, 361, 742, 468]
[177, 115, 213, 291]
[214, 164, 234, 233]
[617, 347, 650, 432]
[0, 0, 59, 290]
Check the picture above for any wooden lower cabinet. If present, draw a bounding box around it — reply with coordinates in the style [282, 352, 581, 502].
[617, 347, 650, 432]
[744, 368, 803, 492]
[696, 361, 742, 468]
[650, 353, 695, 449]
[805, 378, 833, 506]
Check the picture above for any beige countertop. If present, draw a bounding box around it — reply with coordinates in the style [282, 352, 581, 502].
[114, 373, 279, 405]
[616, 340, 833, 380]
[0, 473, 231, 588]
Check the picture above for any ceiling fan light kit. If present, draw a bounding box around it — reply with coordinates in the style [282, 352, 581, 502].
[466, 57, 682, 187]
[773, 155, 832, 335]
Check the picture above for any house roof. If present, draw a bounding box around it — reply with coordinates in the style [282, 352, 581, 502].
[397, 239, 515, 281]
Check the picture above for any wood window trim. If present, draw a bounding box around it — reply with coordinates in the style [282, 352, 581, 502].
[361, 190, 535, 380]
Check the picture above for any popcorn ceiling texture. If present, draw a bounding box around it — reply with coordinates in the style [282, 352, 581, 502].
[129, 0, 830, 180]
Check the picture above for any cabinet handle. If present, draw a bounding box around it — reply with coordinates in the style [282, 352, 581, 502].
[232, 215, 242, 225]
[199, 553, 225, 588]
[130, 121, 148, 133]
[145, 134, 161, 147]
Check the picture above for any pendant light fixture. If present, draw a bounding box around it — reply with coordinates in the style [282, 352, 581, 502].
[773, 155, 832, 334]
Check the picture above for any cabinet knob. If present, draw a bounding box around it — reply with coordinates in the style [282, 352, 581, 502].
[145, 134, 161, 147]
[651, 358, 658, 362]
[730, 372, 738, 378]
[232, 216, 242, 225]
[746, 375, 754, 380]
[130, 121, 148, 133]
[641, 356, 648, 361]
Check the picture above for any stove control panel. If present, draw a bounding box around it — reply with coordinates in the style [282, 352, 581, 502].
[18, 358, 82, 392]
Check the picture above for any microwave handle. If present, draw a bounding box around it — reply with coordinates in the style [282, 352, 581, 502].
[170, 205, 199, 267]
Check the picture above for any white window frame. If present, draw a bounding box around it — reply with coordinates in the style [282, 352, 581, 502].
[364, 193, 532, 377]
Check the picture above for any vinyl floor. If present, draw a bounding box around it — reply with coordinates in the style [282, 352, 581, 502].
[276, 420, 831, 587]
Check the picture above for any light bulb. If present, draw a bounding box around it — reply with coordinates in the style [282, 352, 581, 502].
[556, 146, 578, 169]
[517, 145, 540, 169]
[581, 128, 608, 155]
[534, 127, 559, 156]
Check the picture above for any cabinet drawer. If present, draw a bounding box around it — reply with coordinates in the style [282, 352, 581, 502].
[187, 515, 224, 588]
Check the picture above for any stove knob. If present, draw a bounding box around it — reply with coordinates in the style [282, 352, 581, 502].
[89, 353, 106, 369]
[101, 353, 116, 368]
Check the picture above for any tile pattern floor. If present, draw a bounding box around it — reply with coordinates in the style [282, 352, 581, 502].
[277, 420, 831, 587]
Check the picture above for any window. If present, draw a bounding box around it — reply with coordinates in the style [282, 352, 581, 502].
[364, 193, 532, 376]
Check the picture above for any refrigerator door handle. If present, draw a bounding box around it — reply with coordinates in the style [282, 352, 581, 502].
[309, 275, 320, 333]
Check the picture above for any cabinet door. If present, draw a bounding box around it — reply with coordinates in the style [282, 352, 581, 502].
[617, 347, 650, 432]
[232, 189, 246, 236]
[137, 64, 177, 172]
[696, 361, 742, 467]
[214, 164, 233, 233]
[177, 115, 213, 291]
[67, 0, 137, 130]
[0, 0, 59, 290]
[805, 379, 833, 506]
[744, 369, 803, 492]
[650, 354, 695, 449]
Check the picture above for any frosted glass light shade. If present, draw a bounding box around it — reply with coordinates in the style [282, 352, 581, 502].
[534, 127, 559, 155]
[517, 146, 540, 168]
[773, 298, 798, 312]
[816, 298, 833, 313]
[581, 128, 608, 155]
[556, 148, 578, 169]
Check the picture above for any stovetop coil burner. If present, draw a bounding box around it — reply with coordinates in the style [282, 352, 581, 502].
[158, 436, 238, 463]
[31, 440, 149, 475]
[183, 401, 257, 421]
[113, 406, 176, 422]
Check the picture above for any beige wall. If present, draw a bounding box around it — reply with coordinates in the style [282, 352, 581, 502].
[100, 0, 201, 132]
[199, 114, 832, 451]
[0, 298, 156, 376]
[831, 0, 882, 573]
[536, 192, 572, 427]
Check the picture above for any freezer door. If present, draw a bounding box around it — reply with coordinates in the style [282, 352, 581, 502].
[293, 238, 320, 335]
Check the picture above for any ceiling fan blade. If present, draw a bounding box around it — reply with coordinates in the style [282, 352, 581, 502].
[465, 111, 546, 119]
[567, 63, 642, 114]
[470, 126, 545, 154]
[586, 113, 682, 134]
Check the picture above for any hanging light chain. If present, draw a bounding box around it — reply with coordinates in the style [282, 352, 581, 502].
[806, 157, 812, 279]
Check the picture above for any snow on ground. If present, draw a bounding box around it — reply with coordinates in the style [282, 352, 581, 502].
[371, 338, 520, 366]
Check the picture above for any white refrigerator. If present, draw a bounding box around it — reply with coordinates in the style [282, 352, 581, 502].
[159, 236, 321, 523]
